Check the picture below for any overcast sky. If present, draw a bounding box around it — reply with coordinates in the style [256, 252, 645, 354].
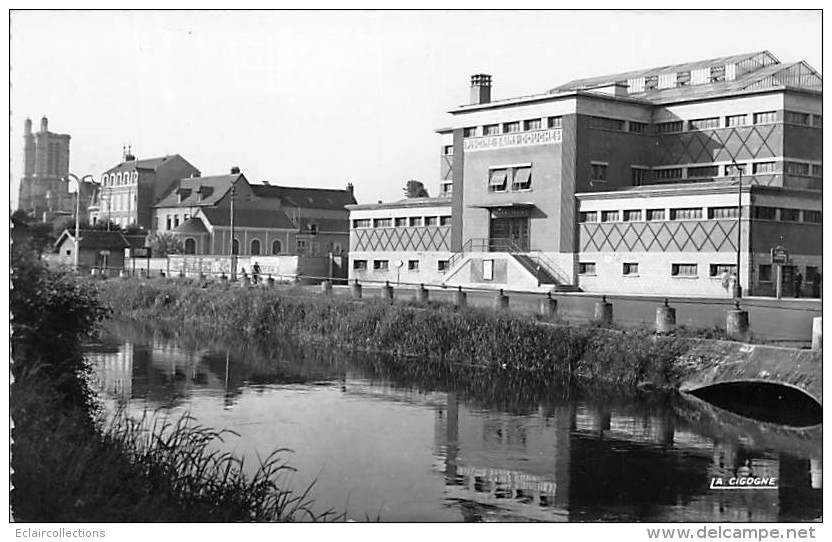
[9, 10, 821, 208]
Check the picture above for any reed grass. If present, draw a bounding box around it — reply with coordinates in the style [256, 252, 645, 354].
[11, 254, 334, 522]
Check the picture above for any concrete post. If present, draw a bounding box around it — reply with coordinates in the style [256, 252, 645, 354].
[494, 289, 509, 311]
[382, 281, 394, 303]
[812, 317, 822, 350]
[454, 285, 467, 308]
[594, 295, 613, 325]
[540, 292, 558, 319]
[726, 303, 750, 342]
[656, 298, 676, 333]
[321, 280, 332, 296]
[350, 279, 362, 299]
[417, 284, 429, 303]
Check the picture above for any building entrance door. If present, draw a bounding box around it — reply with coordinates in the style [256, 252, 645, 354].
[489, 216, 529, 251]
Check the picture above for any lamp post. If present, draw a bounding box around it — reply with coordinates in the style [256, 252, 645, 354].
[229, 178, 238, 280]
[731, 159, 744, 299]
[64, 173, 95, 272]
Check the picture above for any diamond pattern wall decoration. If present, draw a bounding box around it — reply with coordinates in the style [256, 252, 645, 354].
[655, 125, 782, 166]
[580, 220, 738, 253]
[352, 226, 451, 252]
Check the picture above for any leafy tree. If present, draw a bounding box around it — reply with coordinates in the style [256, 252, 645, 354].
[122, 223, 146, 236]
[28, 223, 56, 254]
[147, 232, 184, 256]
[11, 209, 32, 223]
[51, 216, 77, 238]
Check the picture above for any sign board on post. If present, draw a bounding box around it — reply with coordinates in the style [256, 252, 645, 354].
[771, 245, 789, 264]
[771, 245, 789, 299]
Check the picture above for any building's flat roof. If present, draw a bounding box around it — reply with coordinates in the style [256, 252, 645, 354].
[347, 196, 452, 211]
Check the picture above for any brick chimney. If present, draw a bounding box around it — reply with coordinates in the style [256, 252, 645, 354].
[470, 74, 492, 105]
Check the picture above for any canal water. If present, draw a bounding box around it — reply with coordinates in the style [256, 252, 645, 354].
[85, 320, 822, 522]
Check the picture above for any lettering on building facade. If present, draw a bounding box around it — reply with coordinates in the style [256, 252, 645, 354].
[463, 129, 562, 152]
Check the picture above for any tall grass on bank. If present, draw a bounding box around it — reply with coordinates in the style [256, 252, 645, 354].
[10, 253, 331, 522]
[96, 279, 698, 389]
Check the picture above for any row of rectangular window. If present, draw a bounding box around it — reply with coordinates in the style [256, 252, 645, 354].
[467, 117, 563, 138]
[102, 171, 139, 187]
[579, 207, 821, 223]
[579, 262, 736, 278]
[655, 111, 821, 134]
[353, 259, 449, 271]
[758, 264, 821, 283]
[631, 161, 821, 184]
[459, 111, 821, 141]
[352, 216, 452, 229]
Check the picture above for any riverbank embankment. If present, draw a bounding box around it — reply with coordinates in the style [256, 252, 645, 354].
[95, 278, 747, 391]
[10, 254, 329, 522]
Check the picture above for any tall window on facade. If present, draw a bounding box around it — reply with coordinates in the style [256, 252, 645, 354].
[725, 114, 747, 127]
[590, 163, 608, 182]
[503, 121, 521, 133]
[589, 117, 625, 131]
[725, 163, 746, 176]
[463, 127, 477, 138]
[232, 239, 239, 255]
[623, 209, 642, 222]
[803, 210, 822, 223]
[578, 262, 596, 275]
[166, 217, 172, 230]
[483, 124, 500, 136]
[409, 216, 422, 227]
[689, 118, 719, 130]
[394, 217, 407, 227]
[657, 121, 684, 134]
[670, 208, 703, 220]
[547, 117, 562, 129]
[523, 118, 542, 131]
[780, 208, 800, 222]
[184, 238, 196, 255]
[578, 211, 597, 223]
[671, 263, 698, 277]
[628, 122, 647, 134]
[250, 239, 261, 256]
[753, 111, 777, 124]
[407, 260, 419, 271]
[753, 162, 777, 174]
[687, 165, 719, 179]
[654, 168, 683, 180]
[296, 239, 307, 254]
[709, 264, 736, 277]
[631, 167, 649, 186]
[424, 216, 438, 226]
[272, 240, 282, 254]
[784, 111, 811, 125]
[511, 167, 532, 190]
[758, 264, 773, 282]
[784, 162, 810, 175]
[600, 210, 619, 222]
[646, 209, 666, 221]
[443, 145, 453, 155]
[708, 207, 738, 219]
[488, 169, 508, 192]
[752, 206, 777, 220]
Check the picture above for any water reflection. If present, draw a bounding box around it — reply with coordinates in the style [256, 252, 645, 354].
[86, 321, 822, 522]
